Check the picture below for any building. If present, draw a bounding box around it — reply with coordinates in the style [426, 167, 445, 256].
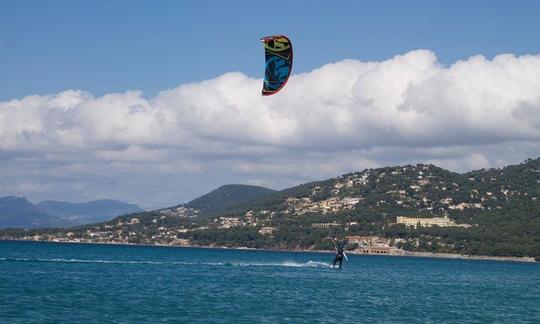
[346, 235, 389, 247]
[346, 235, 390, 248]
[177, 239, 190, 245]
[312, 222, 340, 228]
[217, 217, 243, 228]
[357, 246, 391, 255]
[347, 235, 373, 246]
[396, 216, 456, 228]
[346, 235, 394, 255]
[258, 227, 277, 235]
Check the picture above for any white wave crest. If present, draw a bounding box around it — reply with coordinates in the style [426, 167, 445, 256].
[0, 257, 332, 268]
[230, 260, 332, 268]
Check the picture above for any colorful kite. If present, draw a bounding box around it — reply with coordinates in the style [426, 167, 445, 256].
[260, 35, 293, 96]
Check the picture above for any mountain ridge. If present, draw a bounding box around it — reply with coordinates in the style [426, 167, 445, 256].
[0, 196, 64, 228]
[36, 199, 143, 225]
[0, 198, 143, 228]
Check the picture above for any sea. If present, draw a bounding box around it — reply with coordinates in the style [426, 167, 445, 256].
[1, 241, 539, 323]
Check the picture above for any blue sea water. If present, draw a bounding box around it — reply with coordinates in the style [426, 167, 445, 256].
[0, 241, 539, 323]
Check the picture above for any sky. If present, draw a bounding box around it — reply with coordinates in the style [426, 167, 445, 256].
[1, 1, 540, 208]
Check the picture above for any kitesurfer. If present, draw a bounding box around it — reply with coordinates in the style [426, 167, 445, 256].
[333, 242, 345, 268]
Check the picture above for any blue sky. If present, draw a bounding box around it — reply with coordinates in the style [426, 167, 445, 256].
[2, 1, 539, 100]
[1, 1, 540, 207]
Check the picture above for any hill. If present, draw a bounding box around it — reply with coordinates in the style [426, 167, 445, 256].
[0, 196, 65, 228]
[184, 184, 276, 215]
[0, 197, 143, 228]
[2, 158, 539, 258]
[36, 199, 143, 225]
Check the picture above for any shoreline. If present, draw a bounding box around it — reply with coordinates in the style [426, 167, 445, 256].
[394, 251, 536, 263]
[1, 238, 537, 263]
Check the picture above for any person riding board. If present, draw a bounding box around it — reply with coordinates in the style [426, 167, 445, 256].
[333, 242, 345, 268]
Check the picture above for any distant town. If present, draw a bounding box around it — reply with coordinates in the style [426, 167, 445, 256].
[1, 158, 539, 261]
[5, 214, 473, 257]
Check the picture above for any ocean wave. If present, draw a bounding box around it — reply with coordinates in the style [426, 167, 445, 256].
[0, 257, 331, 268]
[230, 260, 332, 268]
[0, 257, 199, 265]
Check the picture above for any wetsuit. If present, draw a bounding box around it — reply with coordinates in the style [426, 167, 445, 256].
[333, 244, 344, 268]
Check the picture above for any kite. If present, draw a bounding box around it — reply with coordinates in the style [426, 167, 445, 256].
[260, 35, 293, 96]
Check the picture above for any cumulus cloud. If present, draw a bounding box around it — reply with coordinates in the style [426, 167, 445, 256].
[1, 50, 540, 206]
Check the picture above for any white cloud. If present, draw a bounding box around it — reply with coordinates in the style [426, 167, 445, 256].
[1, 50, 540, 206]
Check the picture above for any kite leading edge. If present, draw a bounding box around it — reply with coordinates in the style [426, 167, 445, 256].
[261, 35, 293, 96]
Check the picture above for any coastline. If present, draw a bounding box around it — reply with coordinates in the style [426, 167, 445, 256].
[1, 238, 537, 263]
[394, 251, 536, 263]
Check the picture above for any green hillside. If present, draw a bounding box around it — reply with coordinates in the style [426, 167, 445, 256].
[185, 184, 276, 215]
[2, 159, 539, 259]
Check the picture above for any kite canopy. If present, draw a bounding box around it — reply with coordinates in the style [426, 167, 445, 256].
[260, 35, 293, 96]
